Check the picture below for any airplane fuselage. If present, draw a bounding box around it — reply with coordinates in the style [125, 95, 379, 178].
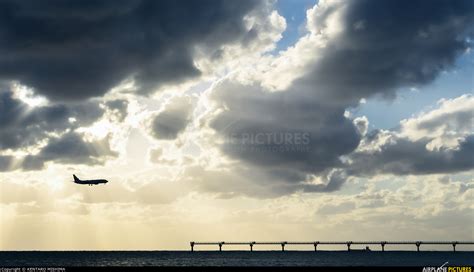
[73, 175, 108, 186]
[74, 179, 108, 185]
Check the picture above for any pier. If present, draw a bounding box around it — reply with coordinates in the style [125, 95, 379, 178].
[189, 241, 474, 252]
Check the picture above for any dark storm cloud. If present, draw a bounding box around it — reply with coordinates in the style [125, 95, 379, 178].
[210, 80, 360, 184]
[0, 90, 103, 150]
[347, 132, 474, 176]
[0, 132, 117, 172]
[0, 87, 123, 171]
[151, 96, 195, 140]
[300, 0, 474, 106]
[0, 0, 263, 100]
[206, 0, 474, 196]
[22, 132, 117, 170]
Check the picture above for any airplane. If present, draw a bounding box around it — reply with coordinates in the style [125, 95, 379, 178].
[73, 174, 108, 186]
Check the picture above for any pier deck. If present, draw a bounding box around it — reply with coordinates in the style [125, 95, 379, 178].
[189, 241, 474, 252]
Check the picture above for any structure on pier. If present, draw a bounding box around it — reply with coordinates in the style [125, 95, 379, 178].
[189, 241, 473, 252]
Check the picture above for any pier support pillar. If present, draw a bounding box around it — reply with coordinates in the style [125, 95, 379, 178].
[416, 242, 421, 252]
[190, 242, 194, 252]
[281, 242, 286, 252]
[250, 244, 253, 252]
[381, 242, 386, 252]
[452, 242, 457, 252]
[347, 242, 352, 252]
[314, 242, 319, 252]
[219, 243, 223, 252]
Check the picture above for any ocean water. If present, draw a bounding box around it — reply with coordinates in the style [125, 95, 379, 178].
[0, 251, 473, 267]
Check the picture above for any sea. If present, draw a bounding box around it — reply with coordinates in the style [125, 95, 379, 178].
[0, 251, 473, 267]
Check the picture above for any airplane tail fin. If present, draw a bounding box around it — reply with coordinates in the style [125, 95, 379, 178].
[73, 174, 80, 182]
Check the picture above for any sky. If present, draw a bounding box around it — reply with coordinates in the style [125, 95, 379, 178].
[0, 0, 473, 250]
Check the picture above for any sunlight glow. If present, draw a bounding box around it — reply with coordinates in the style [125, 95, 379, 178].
[11, 82, 48, 108]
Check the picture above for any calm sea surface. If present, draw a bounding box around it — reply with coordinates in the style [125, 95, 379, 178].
[0, 251, 473, 266]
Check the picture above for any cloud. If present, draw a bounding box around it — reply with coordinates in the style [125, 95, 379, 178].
[0, 89, 104, 150]
[2, 0, 473, 199]
[105, 99, 129, 122]
[260, 0, 473, 101]
[353, 116, 369, 137]
[0, 0, 275, 101]
[0, 86, 125, 171]
[0, 156, 13, 171]
[22, 132, 118, 170]
[348, 95, 474, 176]
[301, 170, 348, 193]
[399, 94, 474, 149]
[348, 133, 474, 176]
[150, 96, 196, 140]
[149, 147, 178, 165]
[179, 164, 302, 199]
[200, 0, 474, 196]
[293, 0, 474, 105]
[0, 132, 119, 172]
[0, 181, 43, 204]
[317, 201, 356, 215]
[207, 79, 360, 184]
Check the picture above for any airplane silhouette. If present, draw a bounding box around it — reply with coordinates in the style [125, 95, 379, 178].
[73, 174, 108, 186]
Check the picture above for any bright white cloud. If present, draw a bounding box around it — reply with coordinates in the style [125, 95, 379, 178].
[399, 94, 474, 149]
